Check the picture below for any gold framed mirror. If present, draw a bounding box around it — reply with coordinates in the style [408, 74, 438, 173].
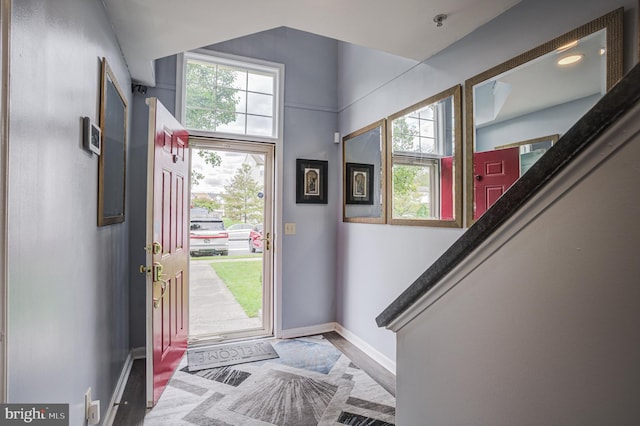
[465, 8, 623, 225]
[387, 85, 463, 227]
[98, 58, 128, 226]
[342, 119, 386, 224]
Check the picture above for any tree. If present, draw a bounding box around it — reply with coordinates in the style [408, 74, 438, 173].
[186, 62, 240, 186]
[191, 170, 205, 186]
[391, 117, 422, 217]
[223, 164, 263, 223]
[392, 117, 416, 152]
[191, 197, 220, 214]
[185, 62, 238, 131]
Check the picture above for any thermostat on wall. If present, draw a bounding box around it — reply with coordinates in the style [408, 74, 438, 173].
[83, 116, 101, 155]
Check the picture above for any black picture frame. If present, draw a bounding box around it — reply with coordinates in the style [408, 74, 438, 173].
[345, 162, 374, 205]
[296, 159, 328, 204]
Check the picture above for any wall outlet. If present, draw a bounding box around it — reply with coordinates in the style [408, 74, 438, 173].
[88, 400, 100, 425]
[284, 223, 296, 235]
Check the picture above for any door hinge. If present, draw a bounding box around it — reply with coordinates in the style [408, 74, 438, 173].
[144, 242, 162, 255]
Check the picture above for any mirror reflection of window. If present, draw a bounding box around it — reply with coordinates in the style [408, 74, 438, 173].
[387, 85, 462, 227]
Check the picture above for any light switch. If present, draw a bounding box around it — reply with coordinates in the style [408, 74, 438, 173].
[284, 223, 296, 235]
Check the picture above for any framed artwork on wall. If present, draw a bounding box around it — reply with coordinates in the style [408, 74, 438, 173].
[296, 159, 328, 204]
[345, 162, 373, 205]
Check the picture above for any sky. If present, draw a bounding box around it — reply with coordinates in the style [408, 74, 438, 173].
[191, 148, 261, 195]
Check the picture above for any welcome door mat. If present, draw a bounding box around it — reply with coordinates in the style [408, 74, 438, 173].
[187, 340, 278, 372]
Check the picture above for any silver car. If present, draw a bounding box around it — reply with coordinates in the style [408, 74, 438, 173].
[190, 219, 229, 256]
[226, 223, 254, 241]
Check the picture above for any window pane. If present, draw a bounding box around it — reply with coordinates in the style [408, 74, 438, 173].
[404, 117, 420, 135]
[392, 163, 439, 220]
[186, 107, 217, 131]
[248, 72, 274, 94]
[247, 115, 273, 136]
[234, 91, 247, 113]
[186, 61, 216, 108]
[247, 92, 273, 116]
[183, 54, 278, 138]
[217, 113, 246, 134]
[419, 119, 435, 138]
[216, 88, 246, 114]
[217, 65, 247, 90]
[418, 137, 436, 154]
[417, 105, 434, 120]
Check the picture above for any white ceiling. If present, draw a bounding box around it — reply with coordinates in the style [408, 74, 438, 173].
[475, 29, 607, 127]
[102, 0, 522, 85]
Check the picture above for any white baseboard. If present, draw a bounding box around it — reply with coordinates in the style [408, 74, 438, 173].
[131, 346, 146, 360]
[278, 322, 337, 339]
[278, 322, 396, 375]
[103, 349, 140, 426]
[334, 324, 396, 375]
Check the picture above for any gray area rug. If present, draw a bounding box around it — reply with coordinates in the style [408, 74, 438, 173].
[187, 340, 279, 371]
[145, 335, 395, 426]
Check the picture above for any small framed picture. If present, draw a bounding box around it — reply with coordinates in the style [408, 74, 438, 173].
[345, 162, 374, 205]
[83, 116, 101, 155]
[296, 159, 328, 204]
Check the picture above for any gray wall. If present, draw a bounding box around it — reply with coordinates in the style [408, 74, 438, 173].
[476, 94, 601, 151]
[336, 0, 638, 365]
[129, 56, 177, 348]
[396, 102, 640, 425]
[128, 27, 339, 346]
[9, 0, 131, 424]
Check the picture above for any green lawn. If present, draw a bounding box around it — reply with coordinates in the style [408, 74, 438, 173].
[210, 260, 262, 317]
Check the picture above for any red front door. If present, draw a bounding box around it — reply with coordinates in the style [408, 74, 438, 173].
[473, 147, 519, 220]
[146, 98, 189, 406]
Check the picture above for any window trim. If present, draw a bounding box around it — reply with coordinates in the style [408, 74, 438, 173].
[176, 49, 284, 143]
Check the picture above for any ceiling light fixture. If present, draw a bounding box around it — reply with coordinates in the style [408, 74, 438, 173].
[599, 47, 606, 55]
[556, 40, 578, 52]
[557, 54, 584, 66]
[433, 14, 447, 27]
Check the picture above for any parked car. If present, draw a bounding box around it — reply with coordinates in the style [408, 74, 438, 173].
[190, 218, 229, 256]
[249, 224, 263, 253]
[226, 223, 254, 241]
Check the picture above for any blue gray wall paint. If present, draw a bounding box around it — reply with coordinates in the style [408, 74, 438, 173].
[337, 0, 638, 364]
[9, 0, 131, 423]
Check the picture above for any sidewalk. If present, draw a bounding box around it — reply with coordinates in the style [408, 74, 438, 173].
[189, 259, 262, 336]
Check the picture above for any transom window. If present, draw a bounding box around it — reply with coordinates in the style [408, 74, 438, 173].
[179, 51, 281, 139]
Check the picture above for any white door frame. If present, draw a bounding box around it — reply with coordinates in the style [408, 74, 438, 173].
[0, 0, 11, 402]
[188, 137, 278, 343]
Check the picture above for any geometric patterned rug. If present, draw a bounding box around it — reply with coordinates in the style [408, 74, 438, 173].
[143, 335, 396, 425]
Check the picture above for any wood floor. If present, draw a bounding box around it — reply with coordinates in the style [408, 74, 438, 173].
[112, 333, 395, 425]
